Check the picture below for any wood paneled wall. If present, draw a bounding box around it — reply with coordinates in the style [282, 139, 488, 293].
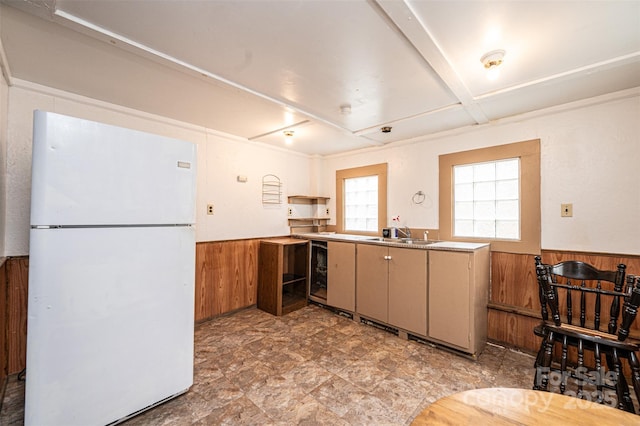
[195, 239, 261, 322]
[0, 239, 263, 375]
[3, 257, 29, 375]
[0, 258, 7, 383]
[488, 250, 640, 354]
[2, 242, 638, 376]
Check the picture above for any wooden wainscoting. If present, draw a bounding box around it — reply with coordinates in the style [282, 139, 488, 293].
[2, 257, 29, 375]
[0, 239, 266, 375]
[4, 243, 637, 376]
[488, 250, 640, 354]
[0, 258, 7, 381]
[195, 239, 262, 322]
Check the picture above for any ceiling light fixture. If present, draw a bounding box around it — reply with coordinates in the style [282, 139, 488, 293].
[340, 104, 352, 115]
[283, 130, 294, 145]
[381, 126, 392, 133]
[480, 49, 505, 81]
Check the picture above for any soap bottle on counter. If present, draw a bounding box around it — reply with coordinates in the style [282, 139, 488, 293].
[423, 230, 429, 241]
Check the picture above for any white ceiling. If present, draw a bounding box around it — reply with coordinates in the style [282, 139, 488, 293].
[1, 0, 639, 156]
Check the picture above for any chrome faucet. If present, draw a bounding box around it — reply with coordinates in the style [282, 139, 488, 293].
[397, 226, 411, 238]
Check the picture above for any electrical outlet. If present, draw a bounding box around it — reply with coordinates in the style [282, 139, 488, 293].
[561, 203, 573, 217]
[207, 204, 214, 215]
[288, 207, 293, 216]
[325, 208, 330, 216]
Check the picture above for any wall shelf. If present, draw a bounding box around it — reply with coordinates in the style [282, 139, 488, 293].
[287, 195, 330, 233]
[262, 174, 282, 204]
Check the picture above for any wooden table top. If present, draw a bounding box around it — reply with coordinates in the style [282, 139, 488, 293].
[411, 387, 638, 425]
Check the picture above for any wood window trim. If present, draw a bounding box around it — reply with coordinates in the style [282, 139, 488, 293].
[439, 139, 541, 254]
[336, 163, 388, 236]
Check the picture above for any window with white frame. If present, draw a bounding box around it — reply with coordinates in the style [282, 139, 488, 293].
[453, 158, 520, 240]
[344, 175, 378, 232]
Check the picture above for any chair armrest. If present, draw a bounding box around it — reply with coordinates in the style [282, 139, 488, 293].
[547, 322, 640, 351]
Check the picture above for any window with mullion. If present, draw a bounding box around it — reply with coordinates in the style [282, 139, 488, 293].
[344, 175, 378, 232]
[336, 163, 387, 236]
[453, 158, 520, 240]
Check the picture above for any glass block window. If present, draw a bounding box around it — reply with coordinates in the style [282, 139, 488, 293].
[454, 158, 520, 239]
[344, 175, 378, 232]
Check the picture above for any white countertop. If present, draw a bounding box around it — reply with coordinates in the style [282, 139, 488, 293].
[295, 232, 374, 242]
[424, 241, 489, 251]
[293, 233, 489, 252]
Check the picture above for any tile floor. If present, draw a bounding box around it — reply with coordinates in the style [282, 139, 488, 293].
[0, 304, 536, 425]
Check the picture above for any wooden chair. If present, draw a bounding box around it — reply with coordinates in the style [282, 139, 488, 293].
[533, 256, 640, 413]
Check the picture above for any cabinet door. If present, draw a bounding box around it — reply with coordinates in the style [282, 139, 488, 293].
[356, 244, 389, 323]
[428, 250, 471, 350]
[327, 241, 356, 312]
[388, 247, 427, 336]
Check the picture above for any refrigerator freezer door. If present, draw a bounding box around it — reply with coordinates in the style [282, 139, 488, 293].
[25, 226, 195, 426]
[30, 111, 196, 226]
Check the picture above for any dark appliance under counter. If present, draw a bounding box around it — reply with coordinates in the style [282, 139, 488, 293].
[309, 240, 328, 303]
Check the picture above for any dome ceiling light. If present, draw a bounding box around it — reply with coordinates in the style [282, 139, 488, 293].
[283, 130, 294, 145]
[480, 49, 506, 80]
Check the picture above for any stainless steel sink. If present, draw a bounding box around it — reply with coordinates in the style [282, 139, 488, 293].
[366, 237, 437, 245]
[397, 238, 435, 245]
[366, 237, 400, 242]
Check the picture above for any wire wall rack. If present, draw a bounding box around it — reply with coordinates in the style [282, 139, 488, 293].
[262, 174, 282, 204]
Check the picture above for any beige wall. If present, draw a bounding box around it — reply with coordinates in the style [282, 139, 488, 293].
[3, 78, 639, 257]
[321, 90, 640, 256]
[0, 64, 7, 257]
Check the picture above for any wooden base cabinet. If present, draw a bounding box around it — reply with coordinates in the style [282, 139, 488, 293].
[428, 247, 490, 355]
[356, 244, 389, 323]
[356, 244, 427, 336]
[258, 238, 308, 316]
[388, 248, 427, 336]
[326, 241, 356, 312]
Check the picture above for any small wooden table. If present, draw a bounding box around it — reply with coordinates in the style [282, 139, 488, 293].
[411, 388, 638, 425]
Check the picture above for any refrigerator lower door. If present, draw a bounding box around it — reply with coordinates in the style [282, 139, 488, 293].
[25, 226, 195, 426]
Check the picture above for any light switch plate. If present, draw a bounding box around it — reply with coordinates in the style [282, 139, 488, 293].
[561, 203, 573, 217]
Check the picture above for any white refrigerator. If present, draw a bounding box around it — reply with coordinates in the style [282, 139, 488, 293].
[25, 111, 197, 425]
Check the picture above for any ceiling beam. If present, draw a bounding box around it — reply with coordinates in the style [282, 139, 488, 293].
[0, 35, 12, 84]
[50, 6, 361, 138]
[473, 51, 640, 100]
[248, 120, 310, 141]
[373, 0, 489, 125]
